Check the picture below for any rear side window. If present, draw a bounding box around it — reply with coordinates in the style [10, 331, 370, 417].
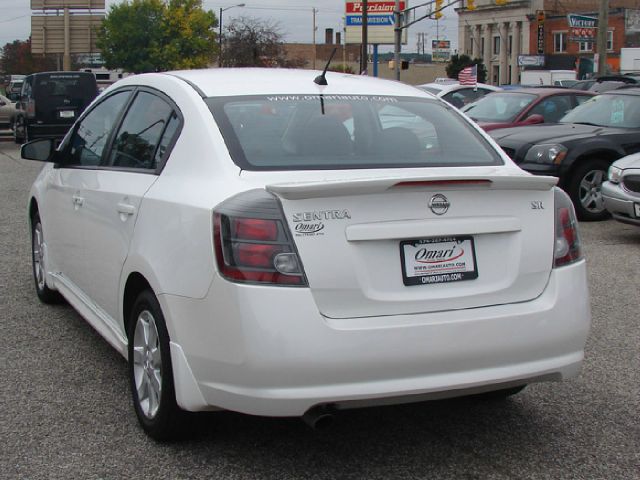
[108, 91, 175, 170]
[207, 95, 502, 171]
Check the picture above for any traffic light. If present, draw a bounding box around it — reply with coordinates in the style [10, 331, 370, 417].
[467, 0, 476, 10]
[434, 0, 443, 19]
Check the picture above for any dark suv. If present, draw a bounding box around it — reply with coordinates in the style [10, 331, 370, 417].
[14, 71, 98, 143]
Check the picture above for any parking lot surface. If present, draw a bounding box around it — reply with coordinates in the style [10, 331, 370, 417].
[1, 142, 638, 480]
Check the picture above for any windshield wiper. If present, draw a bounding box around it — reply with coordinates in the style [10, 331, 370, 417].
[569, 121, 602, 126]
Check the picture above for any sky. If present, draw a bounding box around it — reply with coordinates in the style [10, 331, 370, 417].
[0, 0, 459, 53]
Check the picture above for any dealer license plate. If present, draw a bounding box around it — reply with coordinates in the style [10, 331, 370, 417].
[634, 203, 640, 218]
[59, 110, 75, 119]
[400, 236, 478, 286]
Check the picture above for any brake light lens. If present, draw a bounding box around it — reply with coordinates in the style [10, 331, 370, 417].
[553, 188, 582, 267]
[214, 190, 307, 286]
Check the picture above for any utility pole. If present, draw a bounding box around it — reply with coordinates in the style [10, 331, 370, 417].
[596, 0, 609, 75]
[312, 8, 318, 69]
[394, 0, 401, 80]
[361, 0, 368, 74]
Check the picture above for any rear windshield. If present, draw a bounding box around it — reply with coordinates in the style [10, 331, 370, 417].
[463, 92, 537, 123]
[34, 73, 97, 101]
[206, 95, 502, 170]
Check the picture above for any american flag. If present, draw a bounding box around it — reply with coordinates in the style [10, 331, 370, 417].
[458, 65, 478, 86]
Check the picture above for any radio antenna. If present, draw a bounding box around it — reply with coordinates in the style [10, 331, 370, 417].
[314, 47, 338, 86]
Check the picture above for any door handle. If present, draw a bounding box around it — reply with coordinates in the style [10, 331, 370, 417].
[72, 195, 84, 206]
[117, 202, 136, 215]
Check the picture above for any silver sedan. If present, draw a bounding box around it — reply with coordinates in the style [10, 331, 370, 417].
[602, 153, 640, 226]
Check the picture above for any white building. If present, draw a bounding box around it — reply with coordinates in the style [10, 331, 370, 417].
[457, 0, 543, 85]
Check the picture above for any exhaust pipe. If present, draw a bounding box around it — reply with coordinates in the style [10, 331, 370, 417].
[302, 405, 335, 430]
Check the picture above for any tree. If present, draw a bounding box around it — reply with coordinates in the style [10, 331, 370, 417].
[222, 17, 304, 68]
[446, 54, 487, 84]
[96, 0, 217, 73]
[1, 38, 57, 74]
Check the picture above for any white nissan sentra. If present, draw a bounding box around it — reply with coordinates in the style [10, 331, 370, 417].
[22, 68, 591, 439]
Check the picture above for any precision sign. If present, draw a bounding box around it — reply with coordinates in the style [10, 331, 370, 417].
[567, 14, 598, 42]
[345, 1, 408, 45]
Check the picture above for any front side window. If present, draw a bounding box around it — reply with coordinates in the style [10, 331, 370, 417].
[108, 91, 175, 170]
[528, 95, 573, 123]
[66, 91, 130, 167]
[207, 95, 502, 170]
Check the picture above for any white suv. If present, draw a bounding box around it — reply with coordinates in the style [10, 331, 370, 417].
[22, 68, 591, 440]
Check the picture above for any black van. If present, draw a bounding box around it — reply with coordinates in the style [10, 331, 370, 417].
[14, 71, 98, 143]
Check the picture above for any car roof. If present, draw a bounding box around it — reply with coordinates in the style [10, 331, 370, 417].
[601, 86, 640, 96]
[164, 68, 434, 98]
[417, 82, 500, 95]
[487, 87, 590, 96]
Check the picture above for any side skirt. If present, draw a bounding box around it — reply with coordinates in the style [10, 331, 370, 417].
[51, 272, 128, 359]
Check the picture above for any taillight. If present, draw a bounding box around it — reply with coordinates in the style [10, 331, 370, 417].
[553, 187, 582, 267]
[213, 190, 307, 286]
[26, 100, 36, 118]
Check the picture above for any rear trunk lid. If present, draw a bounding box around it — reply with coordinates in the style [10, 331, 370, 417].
[259, 169, 557, 319]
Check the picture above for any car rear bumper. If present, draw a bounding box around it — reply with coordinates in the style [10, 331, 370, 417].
[160, 260, 591, 416]
[602, 181, 640, 226]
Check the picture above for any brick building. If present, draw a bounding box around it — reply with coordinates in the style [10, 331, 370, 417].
[457, 0, 640, 85]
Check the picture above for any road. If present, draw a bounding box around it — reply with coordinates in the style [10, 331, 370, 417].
[0, 142, 638, 480]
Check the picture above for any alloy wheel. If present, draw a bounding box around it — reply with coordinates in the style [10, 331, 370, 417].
[132, 310, 163, 419]
[32, 222, 46, 291]
[578, 169, 606, 214]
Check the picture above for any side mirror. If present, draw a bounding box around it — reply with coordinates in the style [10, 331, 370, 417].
[21, 139, 56, 162]
[0, 100, 5, 107]
[522, 114, 544, 125]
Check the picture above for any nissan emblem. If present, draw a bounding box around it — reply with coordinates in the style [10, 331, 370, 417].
[428, 194, 450, 215]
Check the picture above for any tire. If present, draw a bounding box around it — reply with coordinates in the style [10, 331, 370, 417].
[31, 211, 64, 304]
[128, 290, 183, 440]
[14, 117, 25, 144]
[566, 158, 611, 221]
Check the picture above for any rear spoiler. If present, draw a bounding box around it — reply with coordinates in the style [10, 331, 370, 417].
[266, 174, 558, 200]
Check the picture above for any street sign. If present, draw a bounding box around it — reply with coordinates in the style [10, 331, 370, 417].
[31, 14, 104, 54]
[345, 1, 408, 45]
[431, 39, 450, 62]
[31, 0, 105, 9]
[518, 55, 545, 67]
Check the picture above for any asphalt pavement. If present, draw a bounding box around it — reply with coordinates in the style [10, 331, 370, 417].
[0, 142, 638, 480]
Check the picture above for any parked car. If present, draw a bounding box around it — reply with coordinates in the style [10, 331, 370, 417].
[461, 88, 594, 131]
[13, 71, 98, 143]
[554, 79, 579, 88]
[416, 81, 501, 108]
[490, 88, 640, 221]
[0, 94, 16, 129]
[602, 153, 640, 226]
[571, 75, 638, 93]
[21, 68, 590, 440]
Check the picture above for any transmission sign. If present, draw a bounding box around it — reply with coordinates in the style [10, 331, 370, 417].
[345, 1, 408, 45]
